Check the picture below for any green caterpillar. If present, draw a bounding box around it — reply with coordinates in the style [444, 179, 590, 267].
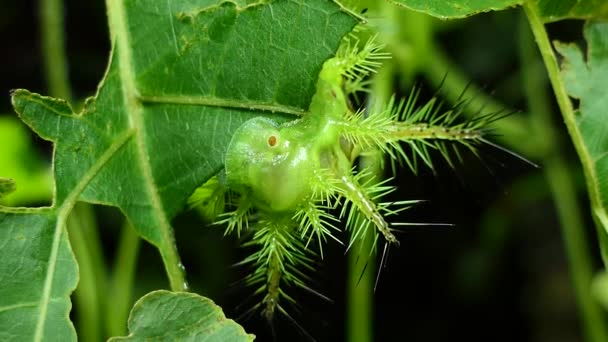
[190, 36, 503, 326]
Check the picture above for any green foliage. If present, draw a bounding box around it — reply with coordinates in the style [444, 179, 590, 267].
[536, 0, 608, 22]
[554, 21, 608, 257]
[384, 0, 522, 19]
[592, 271, 608, 310]
[109, 290, 254, 341]
[3, 0, 608, 340]
[389, 0, 608, 292]
[0, 0, 359, 339]
[0, 208, 78, 341]
[385, 0, 608, 21]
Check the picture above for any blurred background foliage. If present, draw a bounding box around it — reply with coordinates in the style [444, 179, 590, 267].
[0, 0, 604, 341]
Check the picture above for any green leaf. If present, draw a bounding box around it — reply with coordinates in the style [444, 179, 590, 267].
[535, 0, 608, 22]
[0, 178, 16, 199]
[554, 21, 608, 254]
[0, 116, 52, 206]
[384, 0, 608, 21]
[109, 290, 254, 341]
[0, 209, 78, 341]
[384, 0, 522, 19]
[1, 0, 358, 340]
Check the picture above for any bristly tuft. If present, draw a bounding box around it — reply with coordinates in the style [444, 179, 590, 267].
[336, 86, 509, 174]
[338, 169, 421, 254]
[293, 199, 342, 259]
[335, 35, 390, 95]
[237, 216, 320, 326]
[215, 193, 252, 238]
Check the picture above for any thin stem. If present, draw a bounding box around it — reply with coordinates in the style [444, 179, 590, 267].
[520, 8, 608, 342]
[67, 203, 105, 342]
[106, 222, 141, 337]
[40, 0, 71, 100]
[522, 1, 604, 211]
[346, 56, 395, 342]
[40, 1, 109, 340]
[346, 228, 374, 342]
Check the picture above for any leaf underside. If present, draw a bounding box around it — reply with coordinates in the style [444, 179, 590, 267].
[0, 0, 358, 340]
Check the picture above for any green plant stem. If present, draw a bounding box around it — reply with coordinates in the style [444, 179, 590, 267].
[520, 6, 608, 342]
[40, 0, 71, 100]
[522, 2, 606, 227]
[345, 78, 385, 342]
[67, 203, 106, 342]
[346, 50, 398, 342]
[40, 0, 110, 340]
[106, 222, 141, 337]
[346, 229, 374, 342]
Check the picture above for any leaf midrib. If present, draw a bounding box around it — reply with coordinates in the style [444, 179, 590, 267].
[109, 0, 186, 291]
[138, 94, 305, 116]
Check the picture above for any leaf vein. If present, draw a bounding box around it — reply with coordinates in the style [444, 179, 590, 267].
[138, 94, 304, 116]
[34, 129, 134, 342]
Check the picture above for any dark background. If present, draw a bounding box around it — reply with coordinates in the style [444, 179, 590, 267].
[0, 1, 601, 341]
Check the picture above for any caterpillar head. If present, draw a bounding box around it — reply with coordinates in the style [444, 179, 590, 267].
[225, 117, 315, 212]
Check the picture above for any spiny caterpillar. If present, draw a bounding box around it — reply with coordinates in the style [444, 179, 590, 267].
[190, 36, 511, 329]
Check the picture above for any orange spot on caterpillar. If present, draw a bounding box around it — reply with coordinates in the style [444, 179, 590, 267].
[268, 135, 277, 147]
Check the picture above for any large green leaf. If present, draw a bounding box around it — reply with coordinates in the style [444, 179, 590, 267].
[109, 291, 253, 341]
[536, 0, 608, 22]
[0, 0, 359, 340]
[554, 21, 608, 252]
[384, 0, 521, 19]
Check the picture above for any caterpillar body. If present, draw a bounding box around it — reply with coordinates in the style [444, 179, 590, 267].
[190, 35, 505, 333]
